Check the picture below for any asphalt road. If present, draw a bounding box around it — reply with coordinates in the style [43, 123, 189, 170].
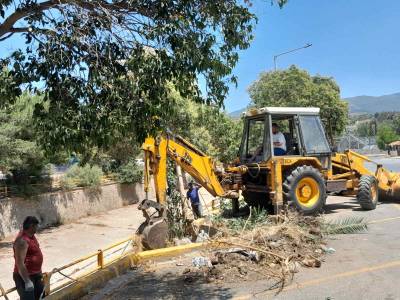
[87, 195, 400, 300]
[366, 156, 400, 173]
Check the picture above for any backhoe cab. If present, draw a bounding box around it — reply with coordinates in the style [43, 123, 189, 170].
[240, 107, 331, 162]
[238, 107, 332, 214]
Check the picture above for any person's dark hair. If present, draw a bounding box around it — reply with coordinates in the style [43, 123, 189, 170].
[272, 123, 278, 127]
[23, 216, 39, 230]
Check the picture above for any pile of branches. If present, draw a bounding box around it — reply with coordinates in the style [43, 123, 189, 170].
[182, 208, 368, 292]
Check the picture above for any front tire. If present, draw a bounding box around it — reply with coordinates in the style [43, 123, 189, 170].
[283, 165, 326, 215]
[357, 175, 378, 210]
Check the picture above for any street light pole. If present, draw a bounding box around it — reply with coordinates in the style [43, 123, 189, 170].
[273, 43, 312, 71]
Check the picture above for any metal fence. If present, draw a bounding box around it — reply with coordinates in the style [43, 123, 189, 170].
[0, 236, 134, 300]
[0, 175, 117, 199]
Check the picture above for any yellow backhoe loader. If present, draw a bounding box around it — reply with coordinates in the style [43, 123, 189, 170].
[138, 107, 400, 249]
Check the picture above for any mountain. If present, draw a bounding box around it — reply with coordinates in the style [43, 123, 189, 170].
[229, 92, 400, 116]
[229, 107, 247, 118]
[343, 92, 400, 114]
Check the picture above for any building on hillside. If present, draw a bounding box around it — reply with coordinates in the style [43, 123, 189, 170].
[389, 141, 400, 156]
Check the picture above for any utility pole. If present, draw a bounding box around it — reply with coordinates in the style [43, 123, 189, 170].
[273, 43, 312, 71]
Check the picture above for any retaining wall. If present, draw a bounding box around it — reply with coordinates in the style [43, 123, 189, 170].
[0, 182, 150, 240]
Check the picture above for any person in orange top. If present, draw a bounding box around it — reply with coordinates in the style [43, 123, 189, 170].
[13, 216, 45, 300]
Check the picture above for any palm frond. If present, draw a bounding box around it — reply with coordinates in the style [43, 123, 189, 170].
[322, 216, 368, 235]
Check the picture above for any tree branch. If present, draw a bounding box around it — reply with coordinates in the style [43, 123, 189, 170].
[0, 0, 57, 39]
[0, 0, 156, 40]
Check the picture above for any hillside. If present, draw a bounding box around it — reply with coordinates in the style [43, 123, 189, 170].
[229, 107, 247, 118]
[344, 92, 400, 114]
[229, 92, 400, 116]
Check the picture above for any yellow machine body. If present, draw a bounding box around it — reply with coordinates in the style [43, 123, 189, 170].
[139, 107, 400, 248]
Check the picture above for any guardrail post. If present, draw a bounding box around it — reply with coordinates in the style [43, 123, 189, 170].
[43, 272, 51, 296]
[0, 282, 10, 300]
[97, 250, 104, 268]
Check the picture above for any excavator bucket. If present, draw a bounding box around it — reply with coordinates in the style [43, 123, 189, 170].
[137, 199, 168, 250]
[139, 218, 168, 250]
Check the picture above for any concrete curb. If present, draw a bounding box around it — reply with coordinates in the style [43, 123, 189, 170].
[47, 243, 208, 300]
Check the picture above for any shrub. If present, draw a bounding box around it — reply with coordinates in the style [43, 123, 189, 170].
[116, 160, 143, 184]
[60, 165, 103, 190]
[59, 177, 77, 190]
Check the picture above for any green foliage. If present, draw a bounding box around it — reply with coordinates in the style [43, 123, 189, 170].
[322, 216, 368, 235]
[0, 92, 47, 183]
[0, 67, 21, 106]
[166, 190, 187, 240]
[165, 159, 188, 239]
[248, 66, 348, 142]
[226, 207, 269, 233]
[393, 115, 400, 135]
[60, 165, 103, 190]
[211, 201, 269, 233]
[356, 121, 376, 137]
[377, 123, 398, 150]
[116, 160, 143, 184]
[0, 0, 271, 154]
[59, 177, 77, 190]
[165, 88, 242, 163]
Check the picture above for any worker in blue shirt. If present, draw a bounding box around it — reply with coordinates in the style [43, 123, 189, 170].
[187, 182, 202, 219]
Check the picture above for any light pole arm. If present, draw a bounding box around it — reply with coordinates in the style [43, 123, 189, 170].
[273, 43, 312, 71]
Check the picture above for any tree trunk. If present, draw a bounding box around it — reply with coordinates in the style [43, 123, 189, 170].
[175, 164, 193, 220]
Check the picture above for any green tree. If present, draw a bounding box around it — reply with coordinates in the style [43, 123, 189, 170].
[0, 0, 287, 155]
[393, 115, 400, 135]
[356, 120, 377, 137]
[164, 88, 242, 164]
[0, 92, 47, 183]
[248, 66, 348, 143]
[377, 123, 398, 150]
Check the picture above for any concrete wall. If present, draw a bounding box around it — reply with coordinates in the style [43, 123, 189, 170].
[0, 182, 150, 240]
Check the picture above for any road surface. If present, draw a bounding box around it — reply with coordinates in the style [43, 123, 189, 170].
[86, 195, 400, 300]
[366, 156, 400, 172]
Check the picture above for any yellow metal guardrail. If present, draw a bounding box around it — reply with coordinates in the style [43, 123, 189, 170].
[0, 236, 134, 300]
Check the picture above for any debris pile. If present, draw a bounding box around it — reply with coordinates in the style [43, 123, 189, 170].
[182, 209, 328, 290]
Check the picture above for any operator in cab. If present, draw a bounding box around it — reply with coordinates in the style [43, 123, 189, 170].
[13, 216, 45, 300]
[272, 123, 286, 156]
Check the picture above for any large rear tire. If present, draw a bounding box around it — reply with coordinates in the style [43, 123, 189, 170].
[357, 175, 378, 210]
[283, 165, 326, 215]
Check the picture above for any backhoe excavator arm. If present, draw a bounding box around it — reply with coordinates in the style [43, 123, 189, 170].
[138, 133, 242, 249]
[142, 134, 226, 204]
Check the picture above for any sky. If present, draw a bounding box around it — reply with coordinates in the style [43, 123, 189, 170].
[225, 0, 400, 112]
[1, 1, 400, 113]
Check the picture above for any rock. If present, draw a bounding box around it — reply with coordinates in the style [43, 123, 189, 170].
[301, 257, 321, 268]
[325, 247, 336, 254]
[192, 256, 212, 268]
[183, 268, 191, 274]
[192, 219, 219, 238]
[320, 245, 336, 254]
[206, 276, 215, 283]
[209, 267, 220, 276]
[174, 237, 192, 246]
[195, 230, 210, 243]
[269, 241, 282, 248]
[314, 248, 323, 255]
[309, 227, 321, 236]
[288, 261, 301, 273]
